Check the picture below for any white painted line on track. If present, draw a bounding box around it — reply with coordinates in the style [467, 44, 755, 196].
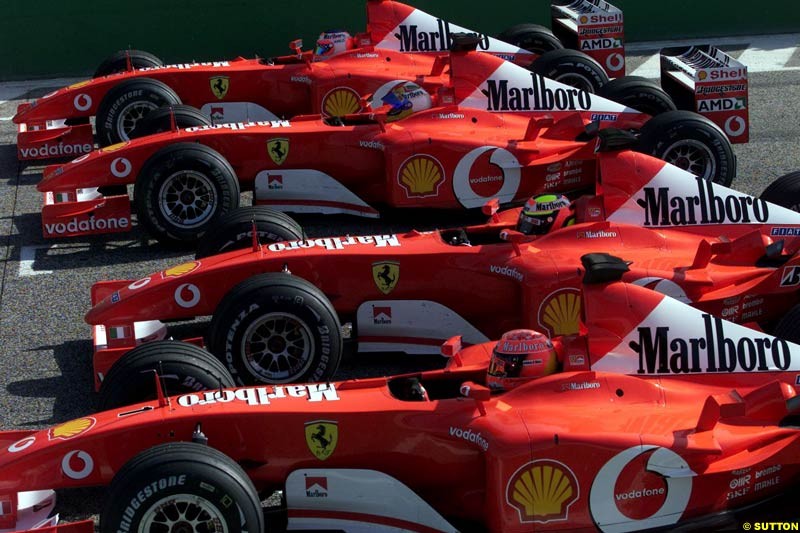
[628, 54, 662, 78]
[19, 245, 53, 277]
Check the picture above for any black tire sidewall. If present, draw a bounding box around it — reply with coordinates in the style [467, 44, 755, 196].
[598, 76, 676, 116]
[639, 112, 735, 186]
[531, 50, 609, 93]
[134, 145, 239, 245]
[97, 340, 235, 410]
[94, 50, 163, 78]
[209, 278, 341, 385]
[760, 172, 800, 211]
[498, 24, 564, 55]
[129, 104, 211, 140]
[196, 207, 304, 258]
[101, 445, 261, 533]
[96, 79, 180, 146]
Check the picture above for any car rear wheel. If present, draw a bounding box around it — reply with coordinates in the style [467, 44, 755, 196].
[195, 206, 305, 259]
[772, 304, 800, 344]
[101, 442, 263, 533]
[638, 110, 736, 186]
[96, 78, 181, 146]
[760, 171, 800, 212]
[207, 273, 342, 385]
[93, 49, 163, 78]
[597, 76, 677, 116]
[497, 24, 564, 55]
[529, 49, 609, 93]
[129, 104, 212, 140]
[97, 340, 236, 411]
[135, 142, 240, 246]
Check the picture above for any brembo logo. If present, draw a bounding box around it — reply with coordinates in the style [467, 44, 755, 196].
[632, 314, 791, 374]
[20, 143, 93, 158]
[485, 74, 591, 112]
[396, 19, 490, 52]
[638, 177, 769, 227]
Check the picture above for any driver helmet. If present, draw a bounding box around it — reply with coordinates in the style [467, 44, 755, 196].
[487, 329, 558, 391]
[517, 194, 572, 236]
[314, 31, 355, 59]
[375, 81, 433, 122]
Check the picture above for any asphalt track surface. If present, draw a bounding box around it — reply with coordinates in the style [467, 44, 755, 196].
[1, 41, 800, 528]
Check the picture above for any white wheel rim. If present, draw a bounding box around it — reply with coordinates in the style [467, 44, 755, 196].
[116, 100, 159, 140]
[139, 494, 229, 533]
[158, 170, 219, 229]
[662, 139, 717, 180]
[241, 311, 315, 383]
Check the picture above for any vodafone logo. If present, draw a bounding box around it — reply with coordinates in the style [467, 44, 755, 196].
[128, 277, 151, 290]
[606, 53, 624, 72]
[74, 93, 92, 112]
[724, 116, 747, 137]
[111, 157, 132, 178]
[8, 436, 35, 453]
[590, 445, 692, 531]
[62, 450, 94, 480]
[454, 146, 520, 208]
[175, 283, 201, 308]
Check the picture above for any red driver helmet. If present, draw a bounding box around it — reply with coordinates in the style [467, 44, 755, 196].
[487, 329, 558, 391]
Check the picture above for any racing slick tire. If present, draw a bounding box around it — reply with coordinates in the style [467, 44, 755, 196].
[93, 49, 164, 78]
[95, 78, 182, 146]
[597, 76, 677, 116]
[135, 142, 241, 246]
[195, 206, 305, 259]
[129, 104, 212, 140]
[97, 340, 236, 410]
[760, 171, 800, 211]
[529, 49, 609, 93]
[207, 273, 343, 385]
[637, 110, 736, 186]
[772, 304, 800, 344]
[497, 24, 564, 55]
[100, 442, 263, 533]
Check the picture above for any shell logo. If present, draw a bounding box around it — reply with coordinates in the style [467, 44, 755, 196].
[506, 459, 579, 523]
[101, 141, 130, 153]
[49, 417, 96, 441]
[579, 15, 589, 24]
[397, 155, 445, 198]
[697, 70, 708, 81]
[162, 261, 201, 278]
[538, 288, 581, 336]
[322, 87, 361, 117]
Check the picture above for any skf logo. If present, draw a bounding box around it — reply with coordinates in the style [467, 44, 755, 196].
[506, 459, 579, 523]
[322, 87, 361, 117]
[397, 155, 445, 198]
[209, 76, 230, 99]
[49, 417, 96, 441]
[781, 266, 800, 287]
[267, 138, 289, 165]
[162, 261, 201, 278]
[538, 288, 581, 336]
[305, 420, 338, 460]
[372, 261, 400, 294]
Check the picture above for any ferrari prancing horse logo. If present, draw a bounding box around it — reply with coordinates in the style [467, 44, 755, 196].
[209, 76, 230, 99]
[372, 261, 400, 294]
[268, 138, 289, 165]
[305, 420, 338, 461]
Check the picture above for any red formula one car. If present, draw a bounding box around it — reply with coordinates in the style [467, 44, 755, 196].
[83, 151, 800, 392]
[4, 281, 800, 532]
[14, 0, 626, 160]
[35, 44, 734, 243]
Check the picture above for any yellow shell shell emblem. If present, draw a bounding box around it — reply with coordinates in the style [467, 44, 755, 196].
[304, 420, 338, 461]
[323, 87, 361, 117]
[49, 417, 96, 441]
[163, 261, 201, 278]
[398, 155, 445, 198]
[101, 141, 129, 153]
[539, 289, 581, 336]
[506, 460, 579, 522]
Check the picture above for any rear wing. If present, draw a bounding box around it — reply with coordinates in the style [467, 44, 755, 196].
[551, 0, 625, 77]
[660, 45, 749, 143]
